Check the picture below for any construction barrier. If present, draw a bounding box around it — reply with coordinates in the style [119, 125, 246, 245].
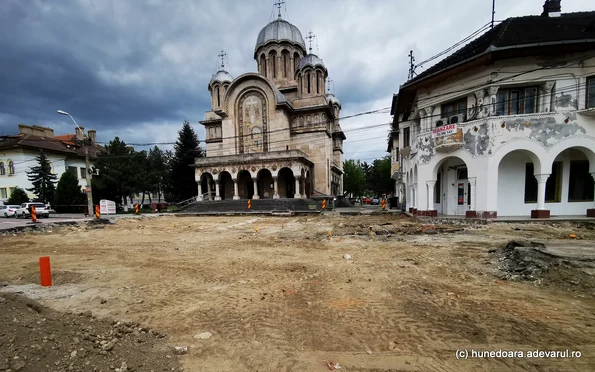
[95, 205, 101, 219]
[39, 256, 52, 287]
[321, 199, 327, 210]
[247, 199, 252, 209]
[381, 199, 386, 211]
[31, 205, 37, 223]
[135, 203, 140, 215]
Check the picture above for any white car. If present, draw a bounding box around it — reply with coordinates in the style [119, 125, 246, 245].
[16, 202, 50, 219]
[0, 205, 20, 217]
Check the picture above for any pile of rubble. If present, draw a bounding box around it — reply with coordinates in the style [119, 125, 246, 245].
[491, 240, 595, 295]
[0, 293, 181, 372]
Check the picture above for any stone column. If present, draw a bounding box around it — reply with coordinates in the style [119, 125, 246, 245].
[294, 176, 302, 199]
[531, 174, 550, 218]
[588, 173, 595, 217]
[214, 181, 221, 201]
[273, 177, 279, 199]
[487, 86, 499, 116]
[252, 178, 260, 200]
[207, 179, 212, 201]
[467, 177, 477, 218]
[426, 181, 436, 217]
[196, 182, 203, 201]
[540, 81, 554, 113]
[233, 179, 240, 200]
[301, 177, 306, 198]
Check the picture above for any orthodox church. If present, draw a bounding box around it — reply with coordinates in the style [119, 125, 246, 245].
[194, 6, 345, 201]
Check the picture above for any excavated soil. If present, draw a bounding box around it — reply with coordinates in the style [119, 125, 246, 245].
[1, 214, 594, 371]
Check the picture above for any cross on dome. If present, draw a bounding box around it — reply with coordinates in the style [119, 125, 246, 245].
[305, 31, 316, 53]
[274, 0, 285, 18]
[217, 50, 228, 69]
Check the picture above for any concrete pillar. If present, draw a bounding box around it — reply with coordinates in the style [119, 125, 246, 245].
[474, 89, 486, 119]
[207, 179, 212, 200]
[531, 174, 550, 218]
[215, 181, 221, 201]
[252, 178, 260, 200]
[466, 177, 477, 218]
[426, 181, 436, 216]
[294, 176, 302, 199]
[273, 177, 279, 199]
[540, 81, 554, 112]
[588, 173, 595, 217]
[300, 177, 306, 198]
[487, 86, 499, 116]
[197, 182, 203, 201]
[233, 179, 240, 200]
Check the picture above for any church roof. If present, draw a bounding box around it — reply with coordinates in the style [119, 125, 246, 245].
[255, 18, 306, 54]
[209, 70, 233, 86]
[298, 53, 326, 70]
[326, 93, 341, 108]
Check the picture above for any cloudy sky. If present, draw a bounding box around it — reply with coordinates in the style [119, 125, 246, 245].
[1, 0, 593, 163]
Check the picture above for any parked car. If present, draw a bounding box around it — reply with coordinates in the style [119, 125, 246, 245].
[363, 197, 372, 204]
[371, 197, 380, 205]
[0, 205, 20, 217]
[16, 202, 50, 218]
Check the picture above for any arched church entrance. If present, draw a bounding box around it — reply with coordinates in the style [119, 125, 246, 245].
[258, 169, 274, 199]
[237, 170, 254, 199]
[278, 167, 295, 198]
[219, 171, 233, 200]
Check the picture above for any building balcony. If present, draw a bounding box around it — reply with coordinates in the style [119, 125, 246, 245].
[413, 111, 589, 158]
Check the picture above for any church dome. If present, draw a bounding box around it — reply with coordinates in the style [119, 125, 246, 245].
[209, 70, 233, 86]
[255, 18, 306, 54]
[298, 53, 326, 70]
[326, 93, 341, 107]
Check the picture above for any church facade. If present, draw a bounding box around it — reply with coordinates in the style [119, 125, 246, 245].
[194, 12, 345, 201]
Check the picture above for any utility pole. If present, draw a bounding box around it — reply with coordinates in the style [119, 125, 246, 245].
[84, 142, 94, 217]
[57, 110, 94, 216]
[491, 0, 496, 29]
[408, 50, 416, 80]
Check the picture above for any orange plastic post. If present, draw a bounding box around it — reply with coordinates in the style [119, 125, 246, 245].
[135, 203, 139, 215]
[247, 200, 252, 209]
[322, 199, 327, 210]
[31, 205, 37, 223]
[95, 205, 100, 219]
[39, 256, 52, 287]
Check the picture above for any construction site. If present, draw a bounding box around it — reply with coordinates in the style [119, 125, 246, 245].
[1, 213, 594, 372]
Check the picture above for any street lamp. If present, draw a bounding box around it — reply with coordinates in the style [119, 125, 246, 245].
[57, 110, 94, 217]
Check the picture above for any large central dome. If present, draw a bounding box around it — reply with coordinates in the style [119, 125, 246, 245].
[254, 18, 306, 55]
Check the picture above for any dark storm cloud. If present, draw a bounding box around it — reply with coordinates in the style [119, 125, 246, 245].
[0, 0, 592, 153]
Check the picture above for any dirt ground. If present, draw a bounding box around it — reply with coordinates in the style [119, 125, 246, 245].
[1, 214, 594, 371]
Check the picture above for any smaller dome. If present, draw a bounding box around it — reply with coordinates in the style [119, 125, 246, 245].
[326, 93, 341, 108]
[209, 70, 233, 86]
[298, 54, 326, 71]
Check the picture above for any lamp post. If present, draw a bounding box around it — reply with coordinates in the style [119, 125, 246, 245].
[57, 110, 94, 216]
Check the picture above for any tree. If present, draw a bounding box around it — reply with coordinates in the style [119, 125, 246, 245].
[6, 187, 29, 205]
[343, 159, 365, 197]
[168, 121, 204, 202]
[92, 137, 136, 206]
[367, 156, 392, 196]
[26, 151, 57, 203]
[53, 169, 87, 213]
[147, 146, 168, 202]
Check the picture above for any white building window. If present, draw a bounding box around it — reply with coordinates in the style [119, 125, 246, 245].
[8, 160, 15, 175]
[496, 87, 538, 116]
[0, 188, 7, 199]
[587, 76, 595, 109]
[67, 166, 78, 178]
[0, 161, 4, 176]
[441, 98, 467, 124]
[80, 167, 87, 179]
